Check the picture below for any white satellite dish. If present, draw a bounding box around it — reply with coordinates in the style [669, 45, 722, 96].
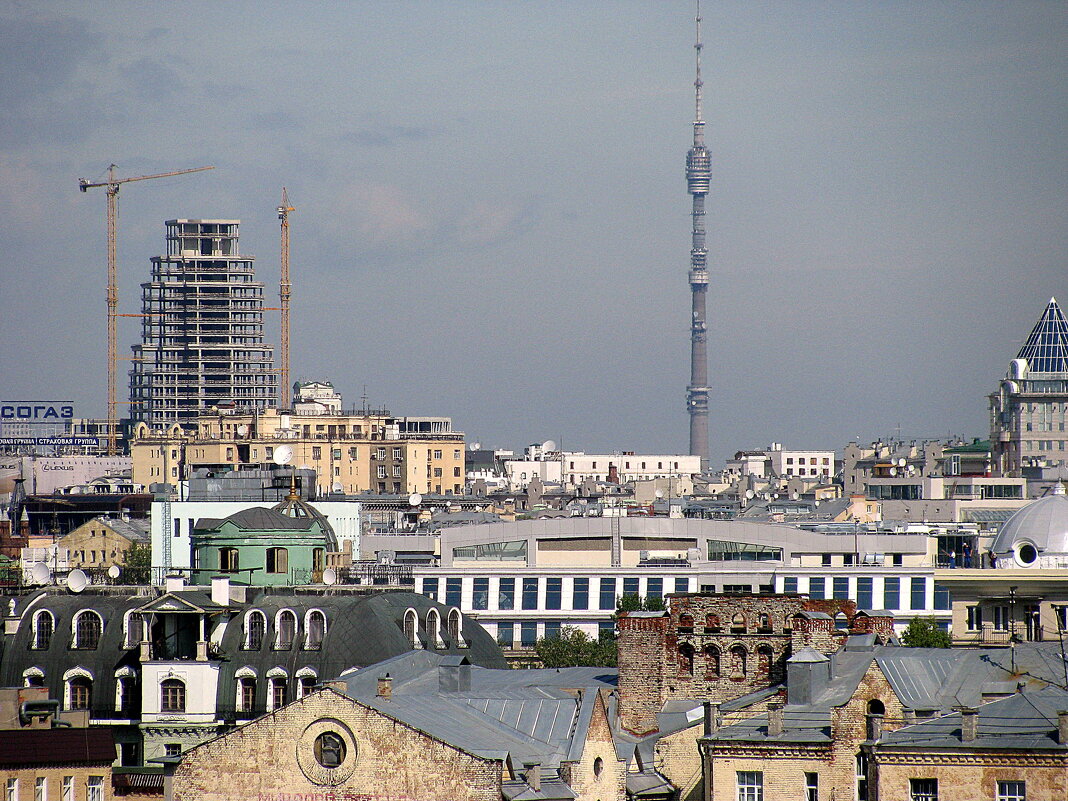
[654, 489, 664, 499]
[889, 467, 898, 476]
[331, 481, 343, 493]
[237, 424, 249, 437]
[273, 445, 294, 466]
[745, 489, 755, 499]
[30, 563, 50, 585]
[445, 501, 452, 509]
[543, 439, 557, 452]
[791, 492, 799, 500]
[409, 493, 422, 507]
[322, 568, 337, 586]
[67, 569, 88, 593]
[898, 457, 907, 467]
[107, 565, 121, 579]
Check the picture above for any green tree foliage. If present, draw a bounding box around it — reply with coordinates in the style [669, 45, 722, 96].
[534, 626, 617, 668]
[122, 542, 152, 585]
[901, 617, 952, 648]
[615, 593, 665, 614]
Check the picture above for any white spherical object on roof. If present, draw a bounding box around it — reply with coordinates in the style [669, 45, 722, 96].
[990, 485, 1068, 568]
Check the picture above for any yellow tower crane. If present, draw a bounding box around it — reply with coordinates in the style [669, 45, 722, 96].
[278, 187, 295, 409]
[78, 164, 213, 455]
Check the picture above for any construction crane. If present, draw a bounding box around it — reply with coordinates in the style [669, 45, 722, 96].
[277, 187, 295, 409]
[78, 164, 214, 455]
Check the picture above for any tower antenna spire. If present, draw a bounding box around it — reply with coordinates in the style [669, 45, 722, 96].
[685, 0, 712, 468]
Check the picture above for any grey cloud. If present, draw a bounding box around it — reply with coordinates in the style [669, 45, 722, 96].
[250, 110, 304, 131]
[0, 15, 104, 109]
[118, 57, 186, 104]
[341, 125, 433, 148]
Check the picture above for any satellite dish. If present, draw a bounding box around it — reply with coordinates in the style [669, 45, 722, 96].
[408, 493, 422, 506]
[237, 424, 249, 437]
[898, 457, 907, 467]
[331, 481, 343, 493]
[654, 489, 664, 499]
[445, 501, 452, 508]
[67, 569, 88, 593]
[30, 563, 50, 585]
[107, 565, 121, 579]
[543, 440, 557, 452]
[322, 568, 337, 586]
[889, 467, 898, 476]
[745, 489, 755, 499]
[791, 492, 799, 500]
[273, 445, 294, 466]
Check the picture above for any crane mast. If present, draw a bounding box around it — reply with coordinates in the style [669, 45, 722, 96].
[78, 164, 213, 454]
[278, 188, 295, 409]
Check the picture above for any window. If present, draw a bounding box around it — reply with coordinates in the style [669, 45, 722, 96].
[821, 553, 832, 567]
[403, 608, 419, 646]
[545, 578, 562, 610]
[87, 777, 103, 801]
[5, 780, 15, 801]
[116, 675, 134, 714]
[245, 611, 266, 649]
[299, 675, 317, 697]
[910, 779, 937, 801]
[737, 771, 763, 801]
[993, 605, 1010, 631]
[164, 743, 181, 757]
[74, 611, 102, 649]
[239, 677, 256, 713]
[783, 577, 798, 594]
[445, 577, 462, 607]
[498, 578, 514, 610]
[32, 610, 54, 650]
[572, 578, 589, 610]
[809, 577, 825, 600]
[315, 731, 347, 768]
[997, 781, 1026, 801]
[911, 577, 927, 610]
[496, 622, 514, 647]
[305, 610, 326, 649]
[520, 622, 537, 647]
[805, 772, 818, 801]
[857, 577, 874, 609]
[599, 578, 616, 610]
[967, 605, 983, 631]
[833, 577, 850, 599]
[312, 446, 321, 460]
[472, 577, 489, 610]
[426, 609, 441, 648]
[623, 577, 639, 598]
[704, 645, 720, 678]
[270, 677, 287, 710]
[68, 676, 92, 710]
[220, 547, 239, 571]
[422, 577, 439, 601]
[161, 678, 185, 712]
[678, 643, 694, 676]
[884, 577, 900, 610]
[448, 608, 463, 644]
[35, 778, 46, 801]
[856, 753, 868, 801]
[934, 583, 951, 611]
[266, 547, 288, 574]
[522, 578, 539, 610]
[63, 777, 73, 801]
[276, 610, 296, 649]
[675, 577, 689, 593]
[544, 621, 561, 640]
[647, 577, 663, 602]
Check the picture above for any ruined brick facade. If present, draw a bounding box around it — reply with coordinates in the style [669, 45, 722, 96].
[617, 594, 893, 735]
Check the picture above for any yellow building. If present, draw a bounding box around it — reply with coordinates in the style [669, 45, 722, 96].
[58, 516, 150, 571]
[131, 407, 465, 497]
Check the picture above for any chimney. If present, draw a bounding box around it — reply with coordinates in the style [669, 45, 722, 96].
[767, 702, 784, 736]
[165, 574, 185, 592]
[1059, 710, 1068, 744]
[438, 657, 471, 693]
[703, 701, 720, 736]
[211, 576, 230, 607]
[961, 708, 978, 741]
[524, 762, 541, 792]
[376, 674, 392, 700]
[867, 713, 884, 741]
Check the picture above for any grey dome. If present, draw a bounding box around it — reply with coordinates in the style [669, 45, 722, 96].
[990, 489, 1068, 567]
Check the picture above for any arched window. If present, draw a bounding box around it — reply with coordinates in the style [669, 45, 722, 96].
[32, 610, 54, 650]
[266, 547, 288, 574]
[426, 609, 441, 649]
[403, 608, 420, 648]
[703, 645, 721, 679]
[115, 670, 136, 715]
[123, 611, 141, 649]
[678, 643, 695, 676]
[758, 613, 771, 632]
[867, 699, 885, 716]
[448, 608, 464, 647]
[220, 548, 239, 572]
[267, 669, 288, 711]
[297, 668, 318, 698]
[275, 610, 296, 649]
[705, 614, 721, 633]
[73, 611, 102, 649]
[236, 668, 257, 714]
[23, 667, 45, 687]
[244, 611, 266, 650]
[66, 672, 93, 711]
[757, 645, 774, 679]
[731, 613, 746, 633]
[160, 679, 185, 713]
[730, 645, 747, 678]
[304, 610, 326, 650]
[679, 614, 694, 633]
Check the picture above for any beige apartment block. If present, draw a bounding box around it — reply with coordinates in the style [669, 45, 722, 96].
[131, 408, 465, 496]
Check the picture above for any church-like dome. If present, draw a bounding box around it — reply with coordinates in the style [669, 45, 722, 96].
[990, 486, 1068, 568]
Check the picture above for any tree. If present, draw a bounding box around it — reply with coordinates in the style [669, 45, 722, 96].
[901, 617, 951, 648]
[122, 542, 152, 585]
[615, 593, 665, 615]
[535, 626, 617, 668]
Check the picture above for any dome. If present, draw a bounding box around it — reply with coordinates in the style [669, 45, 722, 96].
[990, 486, 1068, 568]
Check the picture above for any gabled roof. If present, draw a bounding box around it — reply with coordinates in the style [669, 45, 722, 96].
[1017, 297, 1068, 373]
[195, 506, 318, 532]
[134, 590, 227, 615]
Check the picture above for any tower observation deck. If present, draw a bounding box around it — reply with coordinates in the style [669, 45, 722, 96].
[686, 3, 711, 467]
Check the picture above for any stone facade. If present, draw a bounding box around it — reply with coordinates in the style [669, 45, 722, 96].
[873, 751, 1068, 800]
[173, 689, 502, 801]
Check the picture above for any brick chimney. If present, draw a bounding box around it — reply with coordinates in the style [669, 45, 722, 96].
[767, 702, 784, 736]
[703, 701, 720, 736]
[524, 762, 541, 791]
[961, 708, 977, 742]
[376, 674, 392, 700]
[1058, 710, 1068, 744]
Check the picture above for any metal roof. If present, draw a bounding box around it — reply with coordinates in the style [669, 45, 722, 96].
[1017, 297, 1068, 374]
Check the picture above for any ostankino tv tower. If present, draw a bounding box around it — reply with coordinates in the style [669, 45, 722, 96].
[685, 2, 711, 468]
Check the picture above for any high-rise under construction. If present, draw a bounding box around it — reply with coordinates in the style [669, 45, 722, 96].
[129, 219, 277, 428]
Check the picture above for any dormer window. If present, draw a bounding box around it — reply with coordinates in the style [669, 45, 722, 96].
[304, 610, 326, 650]
[73, 611, 103, 650]
[275, 610, 296, 650]
[244, 611, 266, 650]
[31, 610, 54, 650]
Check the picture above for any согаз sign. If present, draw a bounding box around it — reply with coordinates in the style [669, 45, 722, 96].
[0, 402, 74, 420]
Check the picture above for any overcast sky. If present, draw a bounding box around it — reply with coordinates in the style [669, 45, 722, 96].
[1, 1, 1065, 462]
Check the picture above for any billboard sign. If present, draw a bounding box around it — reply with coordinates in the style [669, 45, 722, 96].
[0, 402, 75, 421]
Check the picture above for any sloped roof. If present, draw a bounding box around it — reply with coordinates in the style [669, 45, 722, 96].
[196, 506, 319, 532]
[0, 727, 116, 767]
[1016, 297, 1068, 373]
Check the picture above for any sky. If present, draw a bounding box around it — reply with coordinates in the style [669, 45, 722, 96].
[1, 1, 1065, 463]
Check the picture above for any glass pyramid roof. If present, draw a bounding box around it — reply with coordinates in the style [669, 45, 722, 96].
[1017, 297, 1068, 374]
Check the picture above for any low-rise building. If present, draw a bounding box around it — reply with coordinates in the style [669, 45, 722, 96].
[59, 517, 149, 573]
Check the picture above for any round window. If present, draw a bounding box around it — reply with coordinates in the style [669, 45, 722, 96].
[314, 732, 346, 768]
[593, 756, 603, 777]
[1017, 542, 1038, 566]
